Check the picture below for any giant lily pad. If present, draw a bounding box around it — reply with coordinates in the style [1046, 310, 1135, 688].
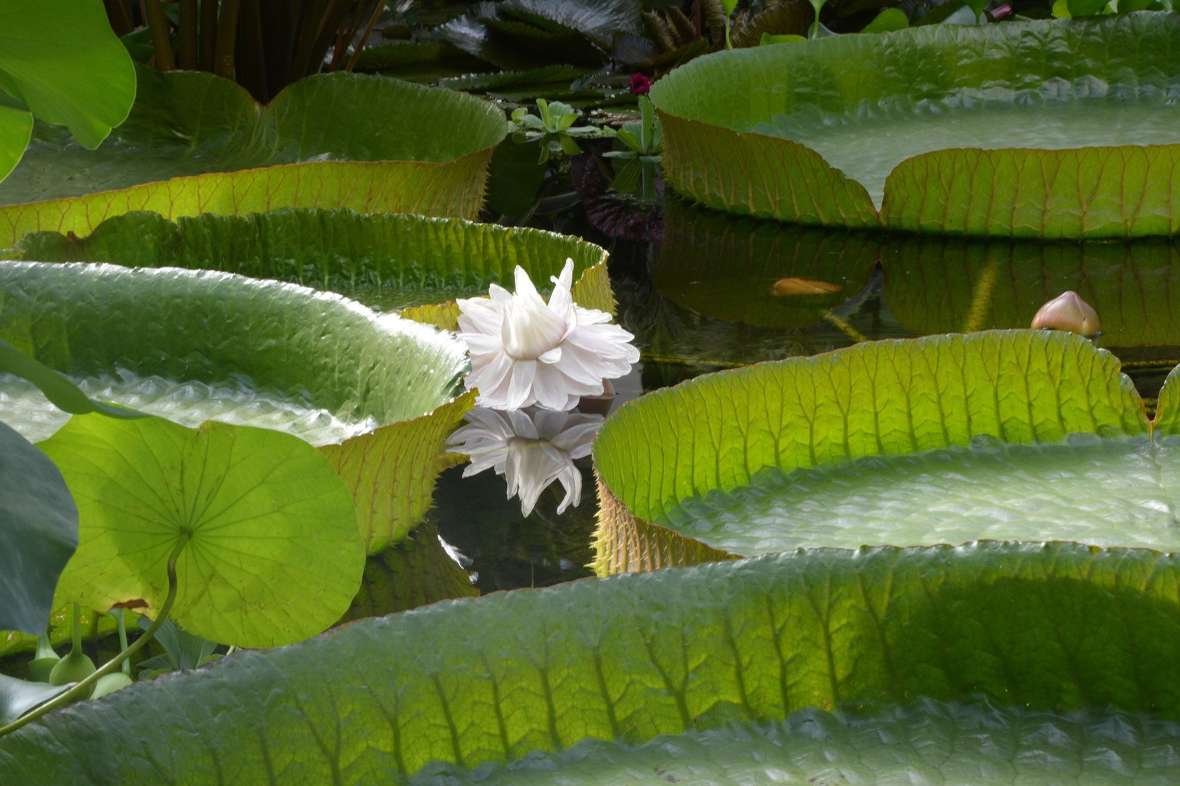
[10, 208, 613, 330]
[651, 14, 1180, 239]
[590, 330, 1179, 573]
[0, 66, 507, 247]
[1, 543, 1179, 782]
[0, 261, 468, 553]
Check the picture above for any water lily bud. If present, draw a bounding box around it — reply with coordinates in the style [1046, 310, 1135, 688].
[91, 672, 133, 699]
[1030, 291, 1100, 337]
[28, 633, 60, 682]
[629, 73, 652, 95]
[49, 649, 96, 692]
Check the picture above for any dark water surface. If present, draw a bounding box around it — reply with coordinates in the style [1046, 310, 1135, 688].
[430, 147, 1180, 594]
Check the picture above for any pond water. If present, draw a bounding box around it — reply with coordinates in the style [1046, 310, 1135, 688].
[9, 140, 1180, 602]
[427, 147, 1180, 593]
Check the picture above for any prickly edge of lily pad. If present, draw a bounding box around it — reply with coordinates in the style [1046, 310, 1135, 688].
[9, 209, 614, 331]
[0, 67, 510, 246]
[0, 261, 470, 554]
[592, 330, 1155, 575]
[650, 14, 1180, 238]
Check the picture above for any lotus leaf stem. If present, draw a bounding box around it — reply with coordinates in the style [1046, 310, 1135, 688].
[0, 537, 188, 738]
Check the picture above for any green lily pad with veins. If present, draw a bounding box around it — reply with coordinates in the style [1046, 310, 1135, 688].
[3, 542, 1180, 783]
[650, 14, 1180, 238]
[592, 329, 1174, 573]
[10, 208, 613, 329]
[0, 65, 506, 246]
[0, 261, 468, 554]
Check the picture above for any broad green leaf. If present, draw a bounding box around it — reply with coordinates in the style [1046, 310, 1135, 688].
[38, 415, 363, 648]
[1068, 0, 1112, 15]
[0, 0, 134, 153]
[759, 32, 807, 44]
[0, 675, 69, 726]
[0, 105, 32, 183]
[863, 7, 910, 31]
[0, 609, 111, 660]
[592, 330, 1149, 573]
[1, 543, 1180, 782]
[650, 14, 1180, 238]
[12, 208, 613, 328]
[0, 422, 76, 634]
[0, 262, 468, 552]
[654, 199, 878, 329]
[0, 66, 507, 247]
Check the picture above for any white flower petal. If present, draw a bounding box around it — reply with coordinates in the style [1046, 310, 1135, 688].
[457, 296, 504, 335]
[533, 366, 576, 411]
[549, 420, 603, 456]
[460, 259, 638, 413]
[573, 305, 614, 325]
[547, 259, 575, 315]
[506, 360, 537, 410]
[554, 463, 583, 515]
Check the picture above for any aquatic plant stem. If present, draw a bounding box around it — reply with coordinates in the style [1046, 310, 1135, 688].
[214, 0, 242, 79]
[346, 0, 386, 72]
[178, 0, 199, 69]
[963, 259, 997, 333]
[822, 310, 867, 343]
[145, 0, 177, 70]
[0, 538, 187, 738]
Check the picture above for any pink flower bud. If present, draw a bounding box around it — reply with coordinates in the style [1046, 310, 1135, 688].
[629, 73, 652, 95]
[1030, 291, 1101, 337]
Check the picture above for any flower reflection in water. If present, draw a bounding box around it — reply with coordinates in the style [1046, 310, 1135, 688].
[447, 407, 604, 518]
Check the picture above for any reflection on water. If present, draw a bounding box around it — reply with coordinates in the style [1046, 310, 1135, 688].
[434, 194, 1180, 595]
[447, 407, 604, 518]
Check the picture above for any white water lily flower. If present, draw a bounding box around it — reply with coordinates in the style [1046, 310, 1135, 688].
[447, 407, 604, 517]
[457, 259, 640, 411]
